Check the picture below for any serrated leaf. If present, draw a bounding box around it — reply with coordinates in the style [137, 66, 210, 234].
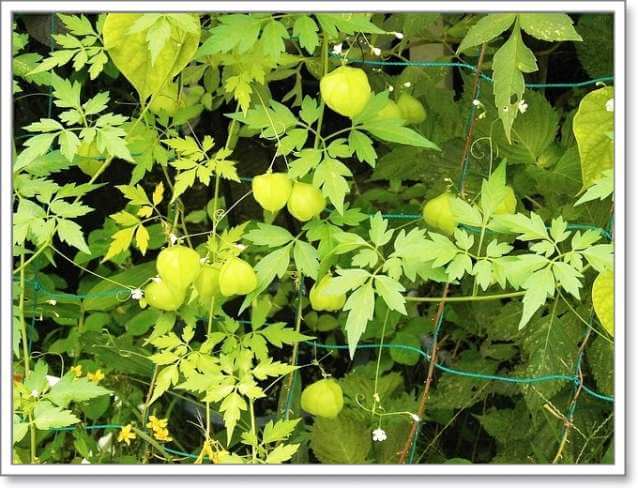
[46, 375, 111, 408]
[344, 281, 375, 357]
[519, 13, 582, 42]
[374, 275, 406, 314]
[458, 13, 517, 52]
[293, 240, 319, 279]
[310, 412, 371, 463]
[245, 224, 294, 248]
[56, 218, 90, 254]
[34, 401, 80, 430]
[492, 24, 538, 142]
[103, 226, 135, 261]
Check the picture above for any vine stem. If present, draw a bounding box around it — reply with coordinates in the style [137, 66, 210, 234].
[406, 290, 525, 303]
[283, 276, 304, 420]
[552, 328, 592, 463]
[398, 43, 487, 464]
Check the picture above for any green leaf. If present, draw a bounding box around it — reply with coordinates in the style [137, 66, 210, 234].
[56, 218, 90, 254]
[260, 20, 289, 60]
[348, 129, 377, 167]
[83, 261, 156, 311]
[245, 224, 294, 248]
[34, 401, 80, 430]
[573, 86, 614, 188]
[260, 322, 312, 347]
[313, 158, 352, 214]
[389, 332, 422, 366]
[196, 14, 261, 57]
[494, 91, 559, 164]
[592, 270, 614, 336]
[103, 13, 200, 101]
[363, 120, 440, 150]
[374, 275, 407, 314]
[457, 14, 517, 52]
[575, 169, 613, 206]
[265, 443, 300, 464]
[582, 244, 613, 272]
[293, 240, 319, 279]
[293, 15, 319, 54]
[492, 23, 538, 142]
[149, 364, 179, 405]
[46, 375, 111, 408]
[263, 418, 300, 444]
[344, 281, 375, 357]
[369, 212, 393, 247]
[220, 391, 247, 444]
[310, 411, 371, 463]
[489, 211, 549, 241]
[519, 13, 582, 42]
[519, 267, 554, 329]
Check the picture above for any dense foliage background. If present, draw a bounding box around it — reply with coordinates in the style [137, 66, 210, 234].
[12, 11, 615, 465]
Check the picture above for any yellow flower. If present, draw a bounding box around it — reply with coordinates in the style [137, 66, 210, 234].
[117, 424, 136, 445]
[153, 427, 173, 442]
[87, 369, 105, 384]
[146, 415, 168, 431]
[69, 365, 82, 377]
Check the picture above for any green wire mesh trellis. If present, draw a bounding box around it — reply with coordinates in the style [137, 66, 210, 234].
[15, 16, 615, 464]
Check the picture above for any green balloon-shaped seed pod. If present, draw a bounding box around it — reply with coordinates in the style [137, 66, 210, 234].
[309, 275, 346, 312]
[397, 93, 427, 124]
[287, 182, 326, 222]
[252, 172, 293, 213]
[422, 192, 459, 236]
[144, 278, 186, 311]
[320, 66, 371, 118]
[374, 99, 404, 121]
[300, 378, 344, 419]
[156, 245, 202, 291]
[194, 264, 222, 307]
[219, 257, 258, 297]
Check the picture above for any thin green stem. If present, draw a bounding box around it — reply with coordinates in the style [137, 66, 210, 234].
[313, 34, 329, 149]
[371, 308, 390, 418]
[406, 290, 525, 303]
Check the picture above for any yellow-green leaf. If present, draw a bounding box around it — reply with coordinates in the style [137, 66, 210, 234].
[135, 224, 150, 255]
[102, 13, 200, 102]
[592, 270, 614, 336]
[103, 226, 135, 262]
[152, 181, 165, 205]
[573, 86, 614, 188]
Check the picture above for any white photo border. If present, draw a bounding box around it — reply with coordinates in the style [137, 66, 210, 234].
[0, 0, 626, 476]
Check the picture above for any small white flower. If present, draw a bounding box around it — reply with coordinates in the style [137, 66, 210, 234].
[46, 375, 60, 387]
[235, 243, 247, 252]
[394, 32, 404, 40]
[403, 81, 412, 88]
[332, 43, 343, 55]
[373, 393, 381, 403]
[472, 99, 481, 106]
[151, 276, 161, 283]
[371, 46, 381, 56]
[372, 428, 387, 442]
[606, 98, 614, 112]
[169, 234, 178, 245]
[81, 458, 91, 464]
[410, 413, 421, 423]
[388, 85, 394, 92]
[46, 299, 57, 306]
[518, 99, 528, 114]
[130, 288, 144, 300]
[30, 389, 39, 398]
[199, 256, 209, 264]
